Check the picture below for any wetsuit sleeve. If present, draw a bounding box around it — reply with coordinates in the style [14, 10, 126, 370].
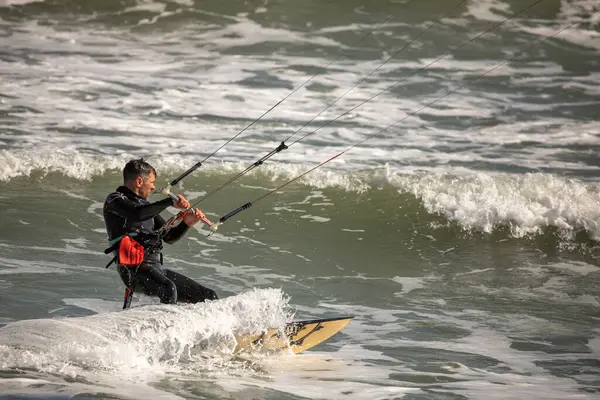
[105, 194, 173, 222]
[154, 214, 190, 244]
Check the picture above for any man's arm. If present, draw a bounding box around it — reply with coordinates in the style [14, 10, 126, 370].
[155, 214, 190, 244]
[105, 193, 173, 223]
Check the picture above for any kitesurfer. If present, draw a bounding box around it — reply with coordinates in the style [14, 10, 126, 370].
[103, 158, 218, 304]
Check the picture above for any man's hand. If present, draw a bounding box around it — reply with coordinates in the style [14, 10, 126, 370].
[172, 194, 190, 210]
[183, 208, 206, 226]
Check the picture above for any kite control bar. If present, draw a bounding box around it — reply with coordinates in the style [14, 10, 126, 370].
[161, 187, 214, 228]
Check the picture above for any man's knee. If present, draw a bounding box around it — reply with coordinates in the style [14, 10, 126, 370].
[158, 279, 178, 304]
[206, 288, 218, 301]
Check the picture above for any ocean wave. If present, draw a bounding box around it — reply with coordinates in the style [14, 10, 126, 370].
[391, 171, 600, 241]
[2, 148, 599, 242]
[0, 149, 129, 182]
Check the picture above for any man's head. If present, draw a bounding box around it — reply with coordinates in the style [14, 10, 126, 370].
[123, 158, 157, 200]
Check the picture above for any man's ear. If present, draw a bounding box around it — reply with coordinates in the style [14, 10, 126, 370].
[135, 176, 144, 187]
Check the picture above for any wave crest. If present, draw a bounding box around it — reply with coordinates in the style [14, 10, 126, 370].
[392, 171, 600, 240]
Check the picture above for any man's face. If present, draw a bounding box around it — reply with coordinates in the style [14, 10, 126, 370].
[135, 172, 156, 200]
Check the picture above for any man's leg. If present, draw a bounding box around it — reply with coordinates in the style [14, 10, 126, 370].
[164, 269, 218, 303]
[118, 263, 178, 304]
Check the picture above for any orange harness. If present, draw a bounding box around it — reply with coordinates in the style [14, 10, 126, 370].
[118, 234, 145, 267]
[104, 232, 144, 269]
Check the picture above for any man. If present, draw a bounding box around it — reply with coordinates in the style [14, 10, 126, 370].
[103, 158, 218, 305]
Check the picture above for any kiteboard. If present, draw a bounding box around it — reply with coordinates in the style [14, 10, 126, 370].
[234, 315, 353, 354]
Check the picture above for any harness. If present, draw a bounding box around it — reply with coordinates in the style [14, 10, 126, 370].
[103, 232, 144, 269]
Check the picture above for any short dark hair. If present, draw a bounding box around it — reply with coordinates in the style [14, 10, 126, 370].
[123, 158, 157, 183]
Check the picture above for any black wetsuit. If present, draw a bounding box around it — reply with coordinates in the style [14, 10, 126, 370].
[103, 186, 218, 304]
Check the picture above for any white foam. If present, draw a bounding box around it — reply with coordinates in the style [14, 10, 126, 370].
[0, 0, 43, 6]
[587, 332, 600, 354]
[559, 0, 600, 20]
[391, 276, 426, 294]
[520, 24, 600, 50]
[62, 237, 90, 248]
[299, 214, 330, 223]
[0, 148, 367, 193]
[123, 1, 166, 14]
[0, 288, 293, 380]
[546, 261, 600, 276]
[0, 149, 128, 181]
[464, 0, 512, 22]
[465, 0, 600, 52]
[392, 171, 600, 239]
